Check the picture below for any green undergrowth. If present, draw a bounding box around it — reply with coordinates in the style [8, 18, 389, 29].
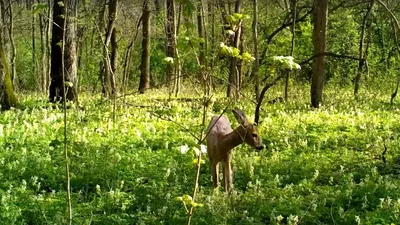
[1, 83, 400, 224]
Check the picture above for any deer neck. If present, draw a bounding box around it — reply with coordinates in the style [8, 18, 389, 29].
[220, 125, 247, 154]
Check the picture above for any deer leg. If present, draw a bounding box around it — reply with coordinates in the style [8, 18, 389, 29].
[222, 163, 226, 191]
[211, 162, 219, 188]
[225, 161, 233, 193]
[223, 162, 231, 192]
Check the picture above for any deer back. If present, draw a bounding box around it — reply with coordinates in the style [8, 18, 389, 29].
[206, 115, 233, 162]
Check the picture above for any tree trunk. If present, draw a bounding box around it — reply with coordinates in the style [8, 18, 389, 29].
[252, 0, 260, 102]
[227, 0, 241, 99]
[354, 0, 374, 99]
[31, 0, 37, 88]
[38, 0, 51, 93]
[46, 0, 51, 89]
[122, 18, 141, 96]
[197, 0, 205, 83]
[0, 0, 18, 110]
[208, 2, 215, 71]
[285, 0, 297, 102]
[165, 0, 175, 85]
[102, 0, 118, 97]
[110, 27, 117, 96]
[310, 0, 328, 108]
[0, 0, 10, 62]
[8, 0, 16, 91]
[390, 19, 400, 104]
[154, 0, 161, 15]
[219, 1, 229, 41]
[173, 3, 181, 96]
[49, 0, 78, 102]
[39, 5, 48, 92]
[139, 0, 151, 93]
[98, 0, 106, 93]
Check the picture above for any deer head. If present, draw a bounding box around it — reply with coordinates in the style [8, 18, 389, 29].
[232, 108, 264, 150]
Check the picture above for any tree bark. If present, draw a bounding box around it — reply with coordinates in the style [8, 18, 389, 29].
[122, 17, 141, 96]
[46, 0, 51, 89]
[354, 0, 374, 98]
[138, 0, 151, 93]
[154, 0, 161, 15]
[110, 27, 117, 96]
[227, 0, 241, 99]
[0, 0, 18, 110]
[31, 0, 36, 88]
[49, 0, 78, 102]
[310, 0, 328, 108]
[197, 0, 205, 82]
[165, 0, 175, 85]
[8, 0, 16, 91]
[284, 0, 297, 102]
[0, 0, 10, 61]
[252, 0, 260, 102]
[102, 0, 118, 97]
[208, 2, 215, 71]
[39, 2, 48, 92]
[98, 0, 106, 93]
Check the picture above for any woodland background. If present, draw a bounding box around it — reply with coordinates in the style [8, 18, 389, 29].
[2, 0, 400, 224]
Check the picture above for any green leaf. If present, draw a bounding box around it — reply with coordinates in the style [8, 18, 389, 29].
[226, 15, 234, 23]
[164, 57, 175, 64]
[65, 81, 73, 87]
[225, 30, 235, 36]
[33, 3, 49, 15]
[242, 52, 255, 62]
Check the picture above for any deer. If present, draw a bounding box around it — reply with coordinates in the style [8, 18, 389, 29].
[206, 108, 264, 192]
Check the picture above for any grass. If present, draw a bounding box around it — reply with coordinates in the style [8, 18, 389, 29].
[1, 82, 400, 224]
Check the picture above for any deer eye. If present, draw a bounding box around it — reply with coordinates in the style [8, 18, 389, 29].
[252, 133, 258, 138]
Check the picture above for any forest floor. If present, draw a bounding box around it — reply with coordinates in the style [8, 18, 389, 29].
[2, 83, 400, 224]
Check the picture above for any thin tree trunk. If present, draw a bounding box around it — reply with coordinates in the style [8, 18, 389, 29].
[139, 0, 151, 93]
[219, 0, 228, 41]
[354, 0, 374, 99]
[200, 1, 209, 94]
[173, 2, 180, 97]
[284, 0, 297, 102]
[102, 0, 118, 97]
[252, 0, 260, 102]
[31, 0, 36, 88]
[238, 25, 243, 89]
[39, 7, 47, 92]
[46, 0, 51, 89]
[310, 0, 328, 108]
[391, 19, 400, 104]
[166, 0, 175, 85]
[110, 27, 117, 96]
[39, 0, 51, 93]
[8, 0, 16, 91]
[154, 0, 161, 15]
[197, 0, 205, 83]
[227, 0, 241, 99]
[122, 17, 141, 96]
[98, 0, 106, 94]
[208, 2, 215, 71]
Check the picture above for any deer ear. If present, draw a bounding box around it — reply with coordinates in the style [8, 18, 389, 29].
[232, 108, 249, 126]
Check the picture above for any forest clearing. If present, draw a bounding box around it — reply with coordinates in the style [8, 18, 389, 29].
[1, 0, 400, 224]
